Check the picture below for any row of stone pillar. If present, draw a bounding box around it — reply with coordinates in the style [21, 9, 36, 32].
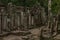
[0, 6, 38, 33]
[0, 3, 46, 33]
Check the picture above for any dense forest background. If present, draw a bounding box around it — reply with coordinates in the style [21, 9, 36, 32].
[0, 0, 60, 15]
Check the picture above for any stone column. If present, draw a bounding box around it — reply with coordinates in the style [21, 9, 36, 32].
[29, 12, 31, 26]
[0, 15, 1, 33]
[31, 16, 34, 25]
[26, 9, 31, 27]
[15, 12, 21, 29]
[27, 9, 30, 29]
[7, 16, 11, 31]
[3, 16, 7, 30]
[0, 8, 5, 33]
[21, 11, 24, 25]
[10, 15, 14, 28]
[18, 15, 20, 26]
[0, 9, 2, 33]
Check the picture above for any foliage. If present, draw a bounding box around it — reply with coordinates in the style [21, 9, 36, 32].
[1, 0, 47, 7]
[1, 0, 60, 14]
[52, 0, 60, 14]
[1, 0, 48, 15]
